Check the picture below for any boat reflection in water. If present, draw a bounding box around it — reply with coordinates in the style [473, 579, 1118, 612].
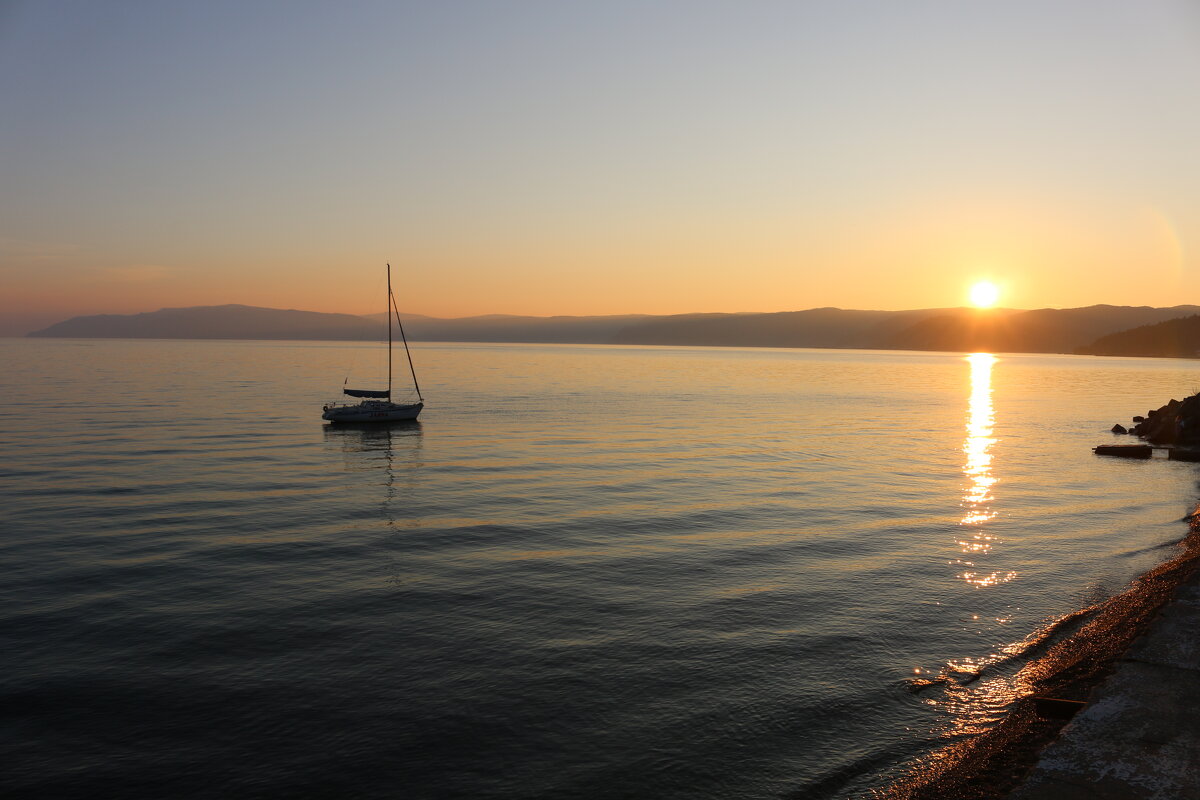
[322, 421, 425, 533]
[322, 419, 422, 454]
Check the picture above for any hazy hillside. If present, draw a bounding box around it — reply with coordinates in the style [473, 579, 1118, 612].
[884, 305, 1200, 354]
[609, 305, 1200, 353]
[28, 305, 384, 340]
[1077, 314, 1200, 358]
[26, 303, 1200, 356]
[398, 314, 655, 344]
[610, 308, 955, 348]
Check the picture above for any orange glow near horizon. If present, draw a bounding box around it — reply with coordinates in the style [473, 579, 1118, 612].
[2, 198, 1195, 327]
[1, 203, 1194, 328]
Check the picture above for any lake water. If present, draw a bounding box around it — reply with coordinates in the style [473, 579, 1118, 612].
[3, 339, 1198, 799]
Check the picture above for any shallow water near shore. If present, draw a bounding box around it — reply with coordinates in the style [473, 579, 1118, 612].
[3, 339, 1199, 799]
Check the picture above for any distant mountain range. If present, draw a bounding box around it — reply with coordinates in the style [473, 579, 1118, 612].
[25, 303, 1200, 357]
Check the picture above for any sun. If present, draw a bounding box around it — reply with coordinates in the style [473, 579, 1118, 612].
[969, 281, 1000, 309]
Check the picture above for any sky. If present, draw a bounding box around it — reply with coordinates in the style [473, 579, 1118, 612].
[2, 0, 1199, 333]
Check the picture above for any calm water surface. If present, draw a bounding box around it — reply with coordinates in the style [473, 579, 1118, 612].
[3, 339, 1198, 799]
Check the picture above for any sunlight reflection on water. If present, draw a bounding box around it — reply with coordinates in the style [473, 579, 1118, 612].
[957, 354, 1015, 589]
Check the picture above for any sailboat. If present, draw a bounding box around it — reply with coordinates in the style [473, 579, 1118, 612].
[322, 264, 424, 423]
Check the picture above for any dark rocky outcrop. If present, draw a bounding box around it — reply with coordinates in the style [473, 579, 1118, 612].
[1123, 395, 1200, 446]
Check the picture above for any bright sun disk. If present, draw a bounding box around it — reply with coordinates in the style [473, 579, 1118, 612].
[969, 281, 1000, 308]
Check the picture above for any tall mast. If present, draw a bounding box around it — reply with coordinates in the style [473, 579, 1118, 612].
[387, 263, 393, 398]
[389, 264, 423, 402]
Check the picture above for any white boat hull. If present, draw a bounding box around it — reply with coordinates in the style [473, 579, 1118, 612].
[322, 401, 423, 423]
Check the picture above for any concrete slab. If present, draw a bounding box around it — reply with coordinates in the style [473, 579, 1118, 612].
[1012, 735, 1200, 799]
[1010, 573, 1200, 800]
[1014, 769, 1196, 800]
[1124, 603, 1200, 670]
[1049, 661, 1200, 745]
[1161, 578, 1200, 604]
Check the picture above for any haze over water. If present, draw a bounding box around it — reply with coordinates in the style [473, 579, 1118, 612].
[4, 338, 1198, 798]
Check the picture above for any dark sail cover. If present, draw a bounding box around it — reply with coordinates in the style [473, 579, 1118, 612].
[344, 389, 390, 398]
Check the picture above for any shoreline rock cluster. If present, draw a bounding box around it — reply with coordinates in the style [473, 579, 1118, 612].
[1112, 393, 1200, 446]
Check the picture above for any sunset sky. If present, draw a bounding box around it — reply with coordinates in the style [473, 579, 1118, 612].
[3, 0, 1199, 333]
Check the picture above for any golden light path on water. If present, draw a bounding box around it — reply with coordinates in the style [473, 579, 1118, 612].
[957, 353, 1015, 588]
[922, 353, 1028, 745]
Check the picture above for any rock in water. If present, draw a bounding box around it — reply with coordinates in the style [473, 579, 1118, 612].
[1094, 444, 1153, 458]
[1112, 424, 1128, 434]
